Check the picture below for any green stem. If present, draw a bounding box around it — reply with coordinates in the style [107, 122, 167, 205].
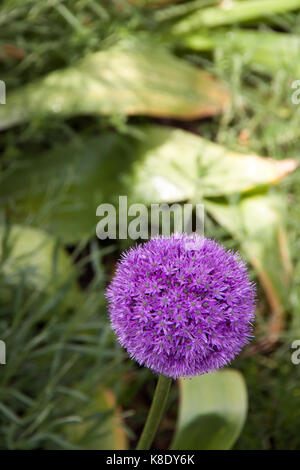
[136, 374, 172, 450]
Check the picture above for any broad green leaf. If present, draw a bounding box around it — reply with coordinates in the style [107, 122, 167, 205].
[0, 39, 229, 130]
[206, 194, 292, 338]
[0, 134, 134, 243]
[0, 225, 79, 303]
[0, 126, 296, 243]
[183, 30, 300, 76]
[172, 369, 247, 450]
[172, 0, 300, 34]
[64, 387, 127, 450]
[130, 126, 297, 201]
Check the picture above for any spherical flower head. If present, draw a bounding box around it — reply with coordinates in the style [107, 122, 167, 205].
[106, 234, 256, 379]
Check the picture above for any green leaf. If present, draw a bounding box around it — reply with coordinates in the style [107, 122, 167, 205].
[171, 369, 247, 450]
[1, 126, 296, 243]
[172, 0, 300, 34]
[206, 193, 292, 338]
[183, 30, 300, 76]
[130, 126, 297, 201]
[0, 225, 79, 303]
[0, 134, 134, 243]
[0, 39, 229, 130]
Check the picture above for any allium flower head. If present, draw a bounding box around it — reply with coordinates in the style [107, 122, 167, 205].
[106, 234, 256, 379]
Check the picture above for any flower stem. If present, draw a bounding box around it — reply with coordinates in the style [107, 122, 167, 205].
[136, 374, 172, 450]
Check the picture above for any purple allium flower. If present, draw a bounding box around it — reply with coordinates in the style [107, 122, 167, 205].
[106, 234, 256, 379]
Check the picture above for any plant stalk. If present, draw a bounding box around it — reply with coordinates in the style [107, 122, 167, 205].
[136, 374, 172, 450]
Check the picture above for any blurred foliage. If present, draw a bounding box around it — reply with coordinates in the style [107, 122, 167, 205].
[0, 229, 128, 449]
[64, 386, 128, 449]
[1, 0, 300, 450]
